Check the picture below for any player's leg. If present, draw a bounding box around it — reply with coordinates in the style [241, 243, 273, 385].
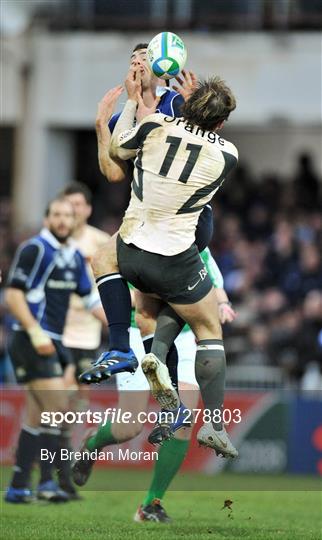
[30, 377, 71, 501]
[130, 316, 193, 518]
[79, 233, 137, 384]
[140, 301, 186, 411]
[5, 390, 40, 503]
[135, 331, 199, 523]
[169, 289, 237, 457]
[5, 331, 69, 503]
[72, 327, 150, 486]
[56, 355, 85, 499]
[72, 388, 150, 487]
[135, 291, 184, 409]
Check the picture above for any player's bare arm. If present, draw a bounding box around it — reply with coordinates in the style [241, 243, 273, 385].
[95, 85, 128, 182]
[5, 288, 55, 356]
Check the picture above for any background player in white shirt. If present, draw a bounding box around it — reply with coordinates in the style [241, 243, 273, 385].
[62, 182, 110, 380]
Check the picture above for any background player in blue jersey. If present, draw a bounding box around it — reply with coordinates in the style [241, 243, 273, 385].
[4, 197, 103, 504]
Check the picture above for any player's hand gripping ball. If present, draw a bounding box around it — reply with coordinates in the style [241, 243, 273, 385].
[147, 31, 187, 80]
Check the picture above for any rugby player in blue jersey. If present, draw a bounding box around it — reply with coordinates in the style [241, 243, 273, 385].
[4, 197, 104, 503]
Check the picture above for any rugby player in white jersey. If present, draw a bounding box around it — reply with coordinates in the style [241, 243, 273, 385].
[73, 71, 239, 520]
[108, 74, 238, 454]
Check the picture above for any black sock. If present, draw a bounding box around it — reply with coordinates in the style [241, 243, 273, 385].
[39, 427, 61, 484]
[11, 426, 39, 489]
[143, 336, 179, 391]
[96, 273, 131, 351]
[56, 430, 74, 491]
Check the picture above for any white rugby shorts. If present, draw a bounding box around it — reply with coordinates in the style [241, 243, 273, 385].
[116, 327, 198, 391]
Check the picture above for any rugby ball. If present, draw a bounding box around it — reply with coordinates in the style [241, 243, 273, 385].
[147, 31, 187, 80]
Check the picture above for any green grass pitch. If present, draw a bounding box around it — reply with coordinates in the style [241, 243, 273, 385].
[1, 468, 321, 540]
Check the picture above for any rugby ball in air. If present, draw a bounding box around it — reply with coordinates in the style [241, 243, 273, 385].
[147, 31, 187, 80]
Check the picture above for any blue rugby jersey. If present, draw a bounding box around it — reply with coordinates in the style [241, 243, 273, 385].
[108, 88, 184, 133]
[7, 228, 98, 340]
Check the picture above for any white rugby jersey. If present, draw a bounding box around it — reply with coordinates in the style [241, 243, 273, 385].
[114, 113, 238, 256]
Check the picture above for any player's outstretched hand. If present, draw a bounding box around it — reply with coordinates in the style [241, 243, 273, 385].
[218, 302, 237, 324]
[96, 85, 124, 126]
[136, 93, 160, 123]
[172, 69, 198, 101]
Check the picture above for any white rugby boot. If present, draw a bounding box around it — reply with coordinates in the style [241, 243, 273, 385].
[141, 353, 180, 410]
[197, 423, 238, 458]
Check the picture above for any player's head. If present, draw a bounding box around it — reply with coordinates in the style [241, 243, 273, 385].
[181, 77, 236, 131]
[130, 43, 165, 90]
[61, 181, 92, 230]
[44, 197, 75, 243]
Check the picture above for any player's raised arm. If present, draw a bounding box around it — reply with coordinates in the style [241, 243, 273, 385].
[95, 86, 129, 183]
[108, 68, 141, 160]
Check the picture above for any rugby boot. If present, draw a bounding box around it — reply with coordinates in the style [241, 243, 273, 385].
[148, 403, 192, 445]
[79, 349, 138, 384]
[197, 424, 238, 458]
[141, 353, 180, 409]
[134, 498, 171, 523]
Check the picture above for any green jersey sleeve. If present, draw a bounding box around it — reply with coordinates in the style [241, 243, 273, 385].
[200, 247, 224, 289]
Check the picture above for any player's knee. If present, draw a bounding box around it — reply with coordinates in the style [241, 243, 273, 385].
[113, 422, 143, 441]
[92, 245, 118, 277]
[190, 314, 222, 342]
[128, 423, 144, 439]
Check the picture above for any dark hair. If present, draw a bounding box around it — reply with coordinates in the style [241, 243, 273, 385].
[132, 43, 148, 53]
[61, 181, 92, 204]
[44, 196, 73, 217]
[181, 76, 236, 131]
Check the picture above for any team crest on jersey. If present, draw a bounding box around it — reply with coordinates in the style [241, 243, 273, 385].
[54, 252, 76, 269]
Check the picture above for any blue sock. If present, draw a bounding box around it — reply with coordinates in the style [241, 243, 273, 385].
[96, 273, 131, 352]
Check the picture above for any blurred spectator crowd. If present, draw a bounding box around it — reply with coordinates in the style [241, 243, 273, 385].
[1, 152, 321, 390]
[212, 153, 322, 390]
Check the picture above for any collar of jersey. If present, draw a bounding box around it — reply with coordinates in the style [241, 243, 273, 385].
[156, 85, 170, 98]
[40, 228, 76, 253]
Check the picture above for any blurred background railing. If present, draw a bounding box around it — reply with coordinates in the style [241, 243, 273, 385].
[5, 0, 322, 32]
